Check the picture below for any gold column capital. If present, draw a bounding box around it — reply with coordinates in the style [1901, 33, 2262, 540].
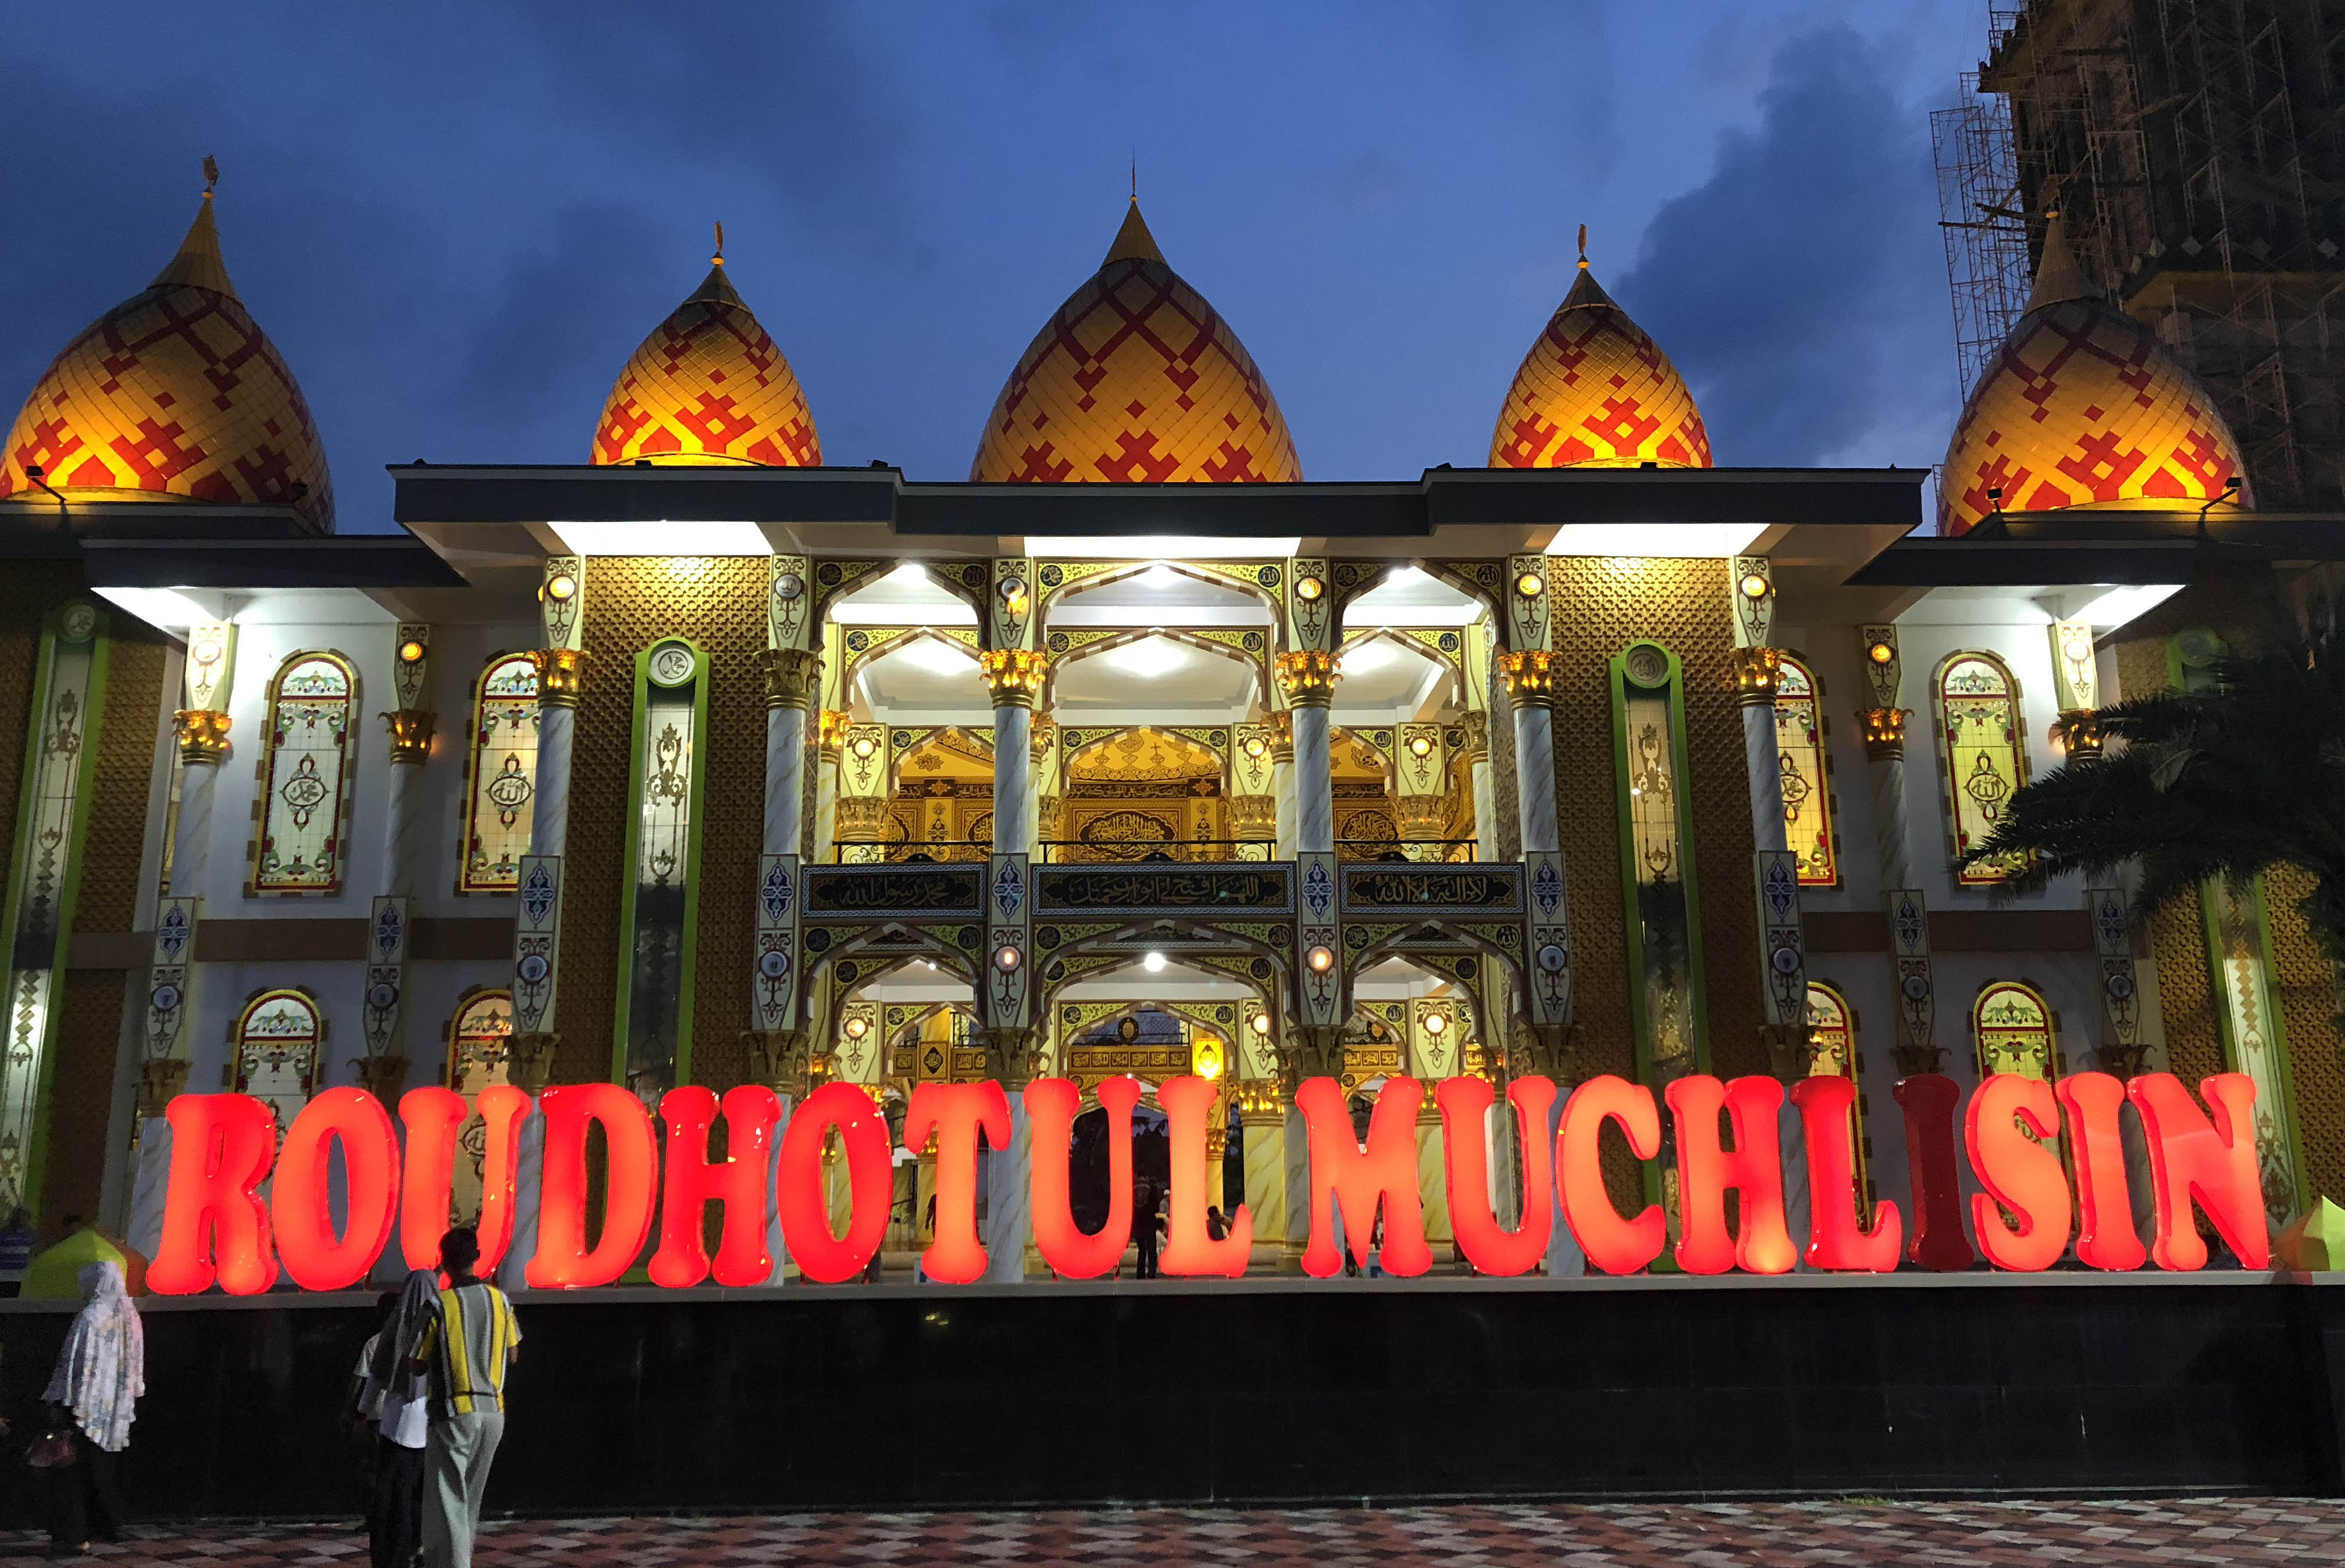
[1457, 709, 1491, 761]
[759, 647, 824, 711]
[1268, 710, 1294, 760]
[2057, 709, 2105, 758]
[818, 708, 851, 760]
[533, 648, 586, 710]
[173, 708, 232, 765]
[1730, 644, 1783, 707]
[1274, 648, 1339, 708]
[354, 1054, 409, 1110]
[508, 1031, 560, 1093]
[379, 709, 436, 764]
[978, 647, 1047, 709]
[1496, 648, 1558, 710]
[1030, 714, 1057, 765]
[134, 1057, 191, 1118]
[1858, 706, 1908, 762]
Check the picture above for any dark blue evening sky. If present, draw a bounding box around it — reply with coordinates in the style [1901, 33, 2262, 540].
[2, 2, 1980, 530]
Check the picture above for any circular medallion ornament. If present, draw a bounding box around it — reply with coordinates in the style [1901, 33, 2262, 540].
[1770, 945, 1801, 977]
[995, 944, 1022, 972]
[1295, 575, 1325, 603]
[1537, 943, 1567, 975]
[759, 950, 792, 980]
[517, 954, 550, 985]
[150, 983, 181, 1014]
[772, 572, 805, 603]
[367, 982, 398, 1011]
[1306, 944, 1335, 974]
[2105, 972, 2136, 1002]
[1901, 974, 1932, 1003]
[60, 604, 97, 643]
[647, 642, 696, 687]
[1514, 570, 1544, 598]
[1624, 644, 1669, 687]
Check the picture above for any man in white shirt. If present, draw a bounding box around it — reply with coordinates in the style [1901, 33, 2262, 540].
[353, 1274, 435, 1568]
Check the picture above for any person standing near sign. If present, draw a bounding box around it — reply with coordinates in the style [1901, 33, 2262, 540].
[412, 1229, 521, 1568]
[40, 1260, 142, 1553]
[355, 1270, 436, 1568]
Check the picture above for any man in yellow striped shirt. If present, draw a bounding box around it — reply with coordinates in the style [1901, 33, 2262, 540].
[412, 1228, 521, 1568]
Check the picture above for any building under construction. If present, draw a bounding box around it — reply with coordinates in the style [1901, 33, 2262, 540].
[1934, 0, 2345, 511]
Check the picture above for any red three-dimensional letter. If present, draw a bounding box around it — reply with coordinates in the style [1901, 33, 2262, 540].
[1295, 1077, 1431, 1277]
[149, 1094, 279, 1296]
[1893, 1074, 1974, 1271]
[1666, 1075, 1797, 1275]
[2129, 1072, 2268, 1270]
[1791, 1074, 1901, 1271]
[1028, 1076, 1136, 1279]
[528, 1083, 658, 1289]
[1966, 1074, 2070, 1271]
[774, 1081, 893, 1284]
[272, 1088, 400, 1291]
[2056, 1072, 2146, 1271]
[1557, 1075, 1665, 1275]
[904, 1081, 1011, 1285]
[651, 1085, 785, 1288]
[1161, 1076, 1250, 1276]
[1438, 1074, 1555, 1276]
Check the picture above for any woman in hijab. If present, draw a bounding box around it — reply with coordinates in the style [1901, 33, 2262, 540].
[42, 1260, 142, 1553]
[357, 1268, 437, 1568]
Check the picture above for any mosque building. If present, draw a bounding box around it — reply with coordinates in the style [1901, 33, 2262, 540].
[0, 170, 2329, 1281]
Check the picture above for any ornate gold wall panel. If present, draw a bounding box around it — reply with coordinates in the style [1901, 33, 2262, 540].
[2263, 865, 2344, 1207]
[1547, 558, 1758, 1210]
[562, 557, 764, 1091]
[42, 627, 163, 1232]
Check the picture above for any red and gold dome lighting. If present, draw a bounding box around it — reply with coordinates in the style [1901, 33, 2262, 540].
[592, 228, 821, 468]
[0, 163, 334, 530]
[1489, 229, 1709, 471]
[1940, 215, 2247, 534]
[971, 201, 1300, 483]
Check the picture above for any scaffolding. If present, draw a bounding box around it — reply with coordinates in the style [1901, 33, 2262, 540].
[1930, 0, 2345, 505]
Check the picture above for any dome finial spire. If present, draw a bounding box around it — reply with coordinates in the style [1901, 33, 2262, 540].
[712, 220, 724, 267]
[2026, 204, 2097, 313]
[1577, 223, 1588, 269]
[202, 154, 218, 199]
[151, 161, 236, 296]
[1102, 191, 1164, 266]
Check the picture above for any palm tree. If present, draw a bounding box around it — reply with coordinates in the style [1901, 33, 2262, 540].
[1961, 598, 2345, 1014]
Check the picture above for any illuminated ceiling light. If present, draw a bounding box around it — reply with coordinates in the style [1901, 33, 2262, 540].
[1141, 563, 1182, 590]
[1143, 952, 1168, 974]
[92, 587, 216, 632]
[2068, 583, 2185, 630]
[899, 639, 978, 676]
[1338, 641, 1396, 675]
[1025, 536, 1300, 559]
[1111, 638, 1186, 678]
[888, 561, 931, 586]
[1387, 564, 1425, 587]
[1545, 522, 1767, 559]
[547, 520, 769, 555]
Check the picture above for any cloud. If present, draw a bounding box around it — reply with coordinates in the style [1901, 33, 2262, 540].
[1616, 24, 1957, 469]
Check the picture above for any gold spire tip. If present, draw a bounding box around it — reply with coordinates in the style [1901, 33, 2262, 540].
[1576, 223, 1588, 268]
[202, 154, 218, 198]
[712, 219, 725, 266]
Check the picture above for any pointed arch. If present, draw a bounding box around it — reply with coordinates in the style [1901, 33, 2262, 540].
[1336, 624, 1465, 706]
[458, 653, 539, 893]
[1040, 626, 1269, 708]
[1035, 558, 1284, 626]
[251, 649, 359, 895]
[232, 986, 323, 1132]
[1772, 651, 1838, 888]
[1934, 650, 2033, 885]
[1972, 979, 2059, 1081]
[840, 625, 984, 692]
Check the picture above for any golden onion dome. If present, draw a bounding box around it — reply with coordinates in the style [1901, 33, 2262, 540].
[0, 170, 334, 530]
[971, 201, 1300, 483]
[592, 229, 821, 468]
[1489, 230, 1710, 470]
[1940, 214, 2248, 533]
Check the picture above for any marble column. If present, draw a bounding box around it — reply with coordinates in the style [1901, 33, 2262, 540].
[1270, 714, 1297, 860]
[981, 651, 1042, 856]
[530, 650, 581, 861]
[1496, 652, 1558, 853]
[1463, 711, 1498, 862]
[1277, 652, 1338, 855]
[813, 711, 844, 864]
[762, 650, 821, 856]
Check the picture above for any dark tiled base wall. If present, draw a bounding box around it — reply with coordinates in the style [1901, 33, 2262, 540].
[2, 1274, 2341, 1519]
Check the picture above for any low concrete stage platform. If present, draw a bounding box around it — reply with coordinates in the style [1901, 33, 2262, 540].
[2, 1273, 2341, 1520]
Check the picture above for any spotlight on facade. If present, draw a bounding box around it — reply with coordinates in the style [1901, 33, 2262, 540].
[1294, 575, 1325, 602]
[1867, 639, 1895, 665]
[1738, 572, 1770, 601]
[1407, 734, 1434, 758]
[1422, 1010, 1448, 1035]
[1514, 569, 1544, 598]
[397, 639, 427, 665]
[1306, 945, 1334, 973]
[541, 573, 578, 604]
[1249, 1013, 1271, 1035]
[1143, 951, 1167, 973]
[843, 1015, 870, 1039]
[995, 944, 1022, 972]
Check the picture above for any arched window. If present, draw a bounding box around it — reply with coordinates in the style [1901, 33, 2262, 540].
[1804, 981, 1870, 1204]
[232, 988, 322, 1132]
[1773, 654, 1837, 886]
[458, 654, 540, 893]
[1972, 980, 2059, 1080]
[445, 988, 514, 1230]
[1936, 651, 2031, 885]
[251, 651, 359, 893]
